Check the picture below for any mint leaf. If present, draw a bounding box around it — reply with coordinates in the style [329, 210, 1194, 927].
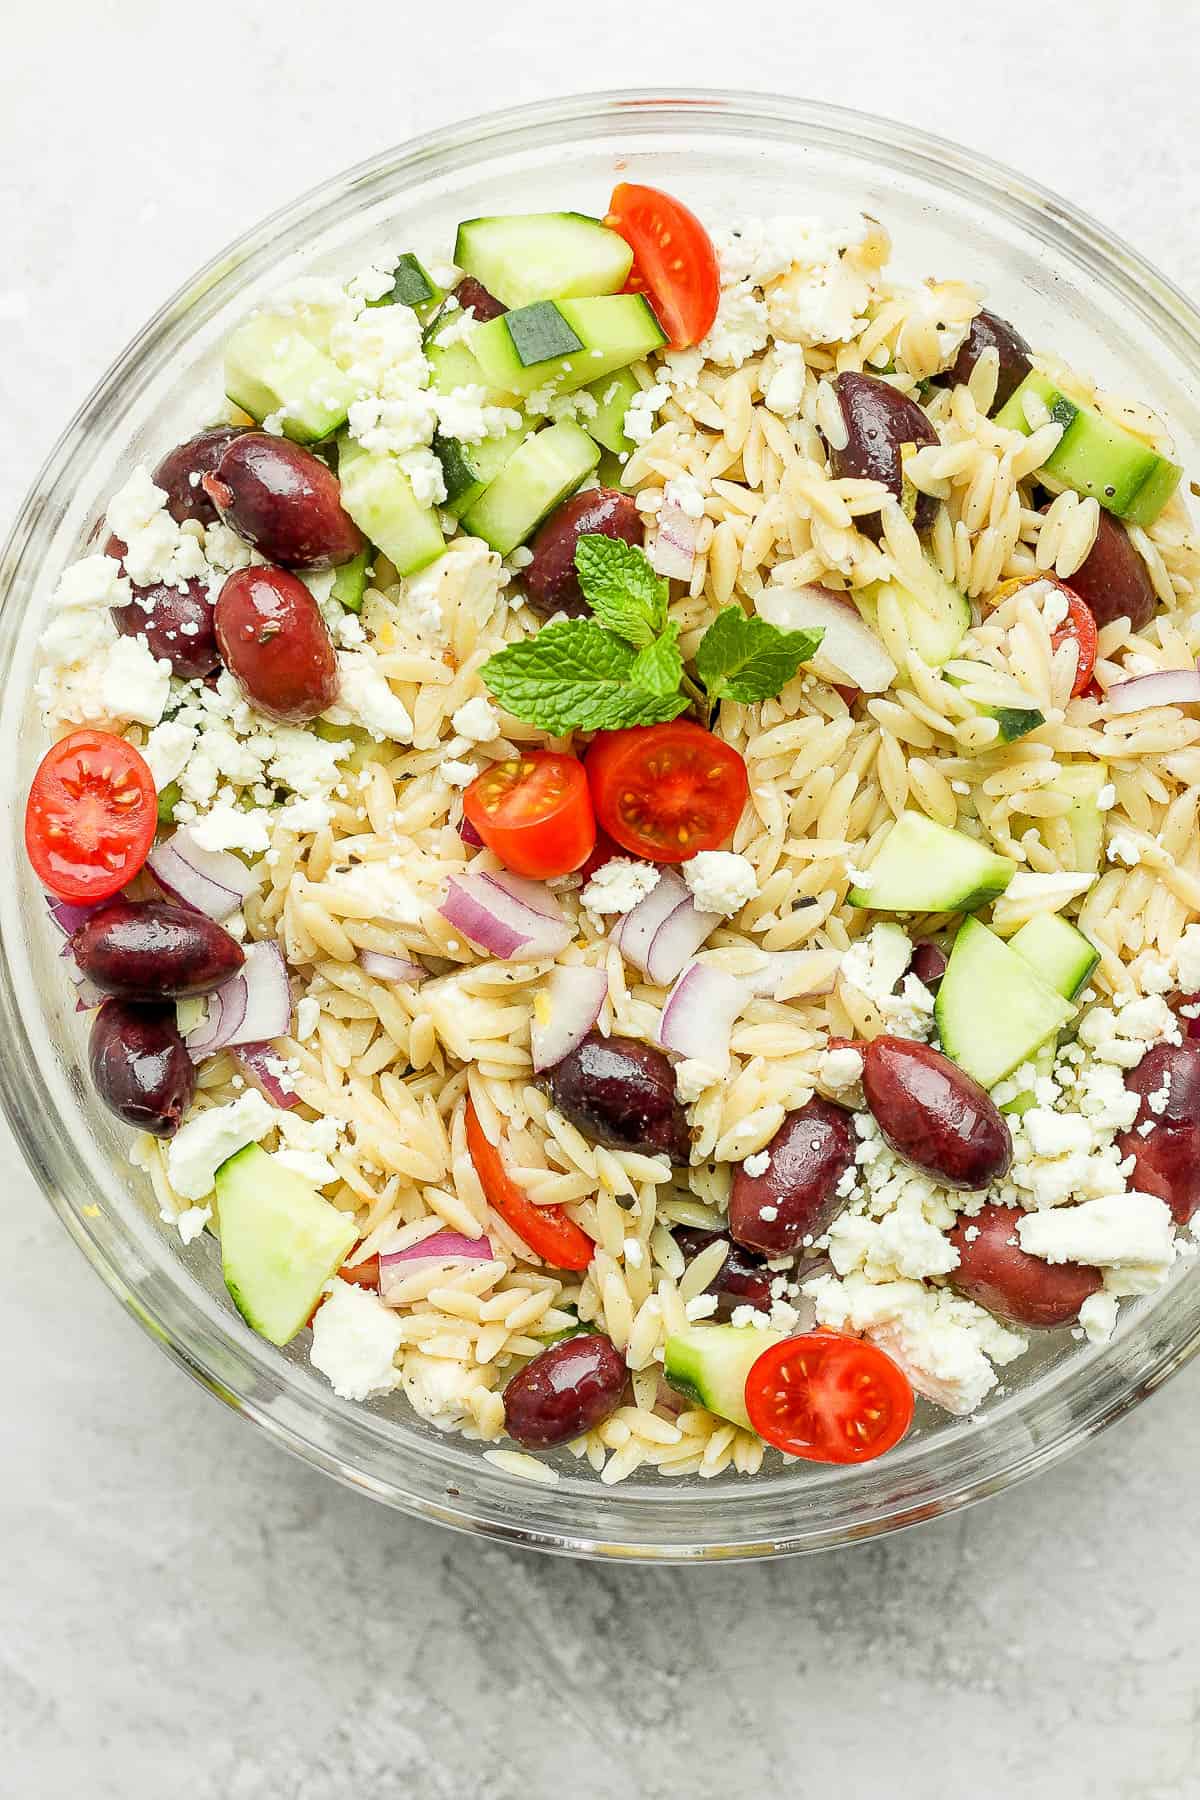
[574, 534, 668, 648]
[630, 623, 684, 697]
[482, 621, 690, 734]
[695, 606, 825, 706]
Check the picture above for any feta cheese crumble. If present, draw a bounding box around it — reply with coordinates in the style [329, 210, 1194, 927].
[310, 1282, 405, 1401]
[166, 1090, 276, 1201]
[681, 852, 757, 918]
[582, 859, 662, 915]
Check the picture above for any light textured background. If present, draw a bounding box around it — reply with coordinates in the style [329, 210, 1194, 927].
[4, 5, 1200, 1796]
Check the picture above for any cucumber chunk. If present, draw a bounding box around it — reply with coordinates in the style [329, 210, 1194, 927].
[337, 436, 445, 576]
[663, 1325, 785, 1430]
[224, 316, 359, 443]
[330, 548, 372, 613]
[943, 661, 1045, 743]
[585, 367, 641, 456]
[856, 560, 970, 668]
[1044, 763, 1109, 872]
[996, 370, 1182, 528]
[368, 252, 444, 320]
[1008, 913, 1099, 1000]
[850, 812, 1015, 912]
[454, 212, 635, 310]
[935, 915, 1075, 1088]
[216, 1144, 357, 1347]
[434, 422, 528, 519]
[461, 420, 600, 555]
[473, 296, 667, 399]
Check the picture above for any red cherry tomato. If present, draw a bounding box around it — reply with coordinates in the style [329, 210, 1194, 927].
[462, 752, 595, 879]
[465, 1100, 594, 1271]
[585, 721, 749, 863]
[1051, 590, 1099, 698]
[604, 183, 720, 350]
[338, 1255, 380, 1290]
[26, 730, 157, 902]
[744, 1331, 915, 1464]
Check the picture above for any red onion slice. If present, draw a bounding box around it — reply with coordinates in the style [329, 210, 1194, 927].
[439, 874, 572, 961]
[530, 965, 609, 1073]
[458, 816, 484, 847]
[358, 950, 428, 984]
[185, 982, 239, 1059]
[148, 826, 255, 921]
[645, 897, 723, 987]
[650, 498, 699, 581]
[234, 1042, 300, 1109]
[615, 868, 690, 971]
[757, 584, 895, 693]
[659, 963, 746, 1064]
[46, 894, 111, 937]
[185, 942, 290, 1059]
[379, 1231, 494, 1302]
[1105, 669, 1200, 714]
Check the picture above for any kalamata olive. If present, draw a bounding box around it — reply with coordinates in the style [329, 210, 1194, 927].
[546, 1032, 691, 1164]
[89, 1000, 196, 1136]
[214, 565, 339, 721]
[909, 940, 948, 992]
[1116, 1041, 1200, 1224]
[728, 1098, 857, 1256]
[674, 1227, 773, 1315]
[1170, 991, 1200, 1041]
[454, 276, 507, 321]
[825, 372, 938, 541]
[1063, 509, 1156, 632]
[71, 900, 245, 1000]
[862, 1036, 1013, 1190]
[522, 489, 643, 619]
[152, 425, 249, 525]
[502, 1332, 627, 1447]
[202, 433, 366, 570]
[111, 578, 221, 679]
[943, 309, 1032, 413]
[948, 1202, 1102, 1327]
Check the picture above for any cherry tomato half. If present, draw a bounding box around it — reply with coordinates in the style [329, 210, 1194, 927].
[463, 752, 595, 880]
[744, 1331, 914, 1464]
[604, 183, 720, 350]
[1051, 590, 1099, 698]
[585, 721, 749, 863]
[26, 730, 157, 903]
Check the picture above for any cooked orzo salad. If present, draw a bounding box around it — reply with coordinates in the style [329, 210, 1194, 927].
[28, 183, 1200, 1484]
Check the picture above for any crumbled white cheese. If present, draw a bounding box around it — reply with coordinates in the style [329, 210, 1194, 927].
[684, 1293, 720, 1322]
[681, 851, 757, 918]
[743, 1150, 771, 1179]
[450, 696, 501, 743]
[106, 466, 209, 589]
[311, 1282, 405, 1402]
[165, 1090, 276, 1201]
[698, 281, 769, 368]
[818, 1045, 864, 1093]
[50, 553, 131, 613]
[662, 473, 706, 519]
[295, 996, 321, 1041]
[440, 758, 476, 788]
[189, 798, 271, 855]
[326, 860, 423, 924]
[1017, 1192, 1175, 1276]
[333, 303, 438, 457]
[325, 652, 414, 743]
[1106, 830, 1143, 868]
[623, 381, 669, 446]
[141, 719, 195, 790]
[1174, 923, 1200, 992]
[582, 858, 662, 915]
[399, 1349, 484, 1429]
[276, 794, 333, 834]
[675, 1059, 721, 1103]
[173, 1205, 211, 1246]
[1078, 1291, 1120, 1345]
[100, 634, 172, 727]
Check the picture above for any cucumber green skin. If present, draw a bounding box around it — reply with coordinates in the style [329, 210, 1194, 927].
[996, 371, 1182, 528]
[663, 1326, 785, 1431]
[216, 1144, 356, 1347]
[330, 548, 371, 613]
[156, 781, 181, 826]
[337, 437, 445, 576]
[935, 915, 1075, 1089]
[454, 211, 634, 310]
[367, 253, 444, 320]
[462, 420, 600, 555]
[224, 318, 359, 443]
[849, 811, 1015, 913]
[586, 367, 641, 456]
[473, 296, 666, 399]
[1008, 913, 1099, 1001]
[989, 704, 1046, 744]
[434, 423, 528, 519]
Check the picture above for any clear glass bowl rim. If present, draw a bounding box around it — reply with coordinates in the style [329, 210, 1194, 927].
[4, 88, 1200, 1562]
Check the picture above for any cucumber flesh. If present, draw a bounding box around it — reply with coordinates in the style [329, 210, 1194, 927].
[585, 367, 641, 456]
[996, 370, 1182, 528]
[454, 212, 634, 310]
[330, 548, 372, 613]
[1008, 912, 1099, 1000]
[850, 812, 1015, 913]
[461, 421, 600, 555]
[935, 916, 1075, 1088]
[1044, 763, 1108, 872]
[434, 422, 528, 519]
[337, 436, 445, 577]
[224, 316, 359, 443]
[425, 315, 520, 409]
[856, 561, 970, 668]
[215, 1144, 356, 1347]
[663, 1325, 785, 1430]
[472, 295, 667, 400]
[944, 661, 1045, 743]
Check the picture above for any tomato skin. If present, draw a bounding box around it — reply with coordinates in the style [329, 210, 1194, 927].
[338, 1255, 380, 1290]
[465, 1100, 594, 1271]
[605, 184, 720, 351]
[462, 752, 595, 880]
[1051, 590, 1099, 698]
[744, 1331, 914, 1464]
[26, 731, 157, 903]
[585, 721, 749, 864]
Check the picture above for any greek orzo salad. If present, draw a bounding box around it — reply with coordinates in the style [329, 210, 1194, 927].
[26, 182, 1200, 1484]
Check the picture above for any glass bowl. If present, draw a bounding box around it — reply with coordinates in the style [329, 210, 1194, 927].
[4, 91, 1200, 1562]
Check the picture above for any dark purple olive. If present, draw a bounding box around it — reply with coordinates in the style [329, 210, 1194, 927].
[152, 425, 249, 526]
[202, 433, 366, 571]
[862, 1036, 1012, 1190]
[948, 1203, 1101, 1328]
[825, 372, 938, 541]
[214, 565, 338, 721]
[729, 1098, 857, 1256]
[523, 489, 643, 619]
[546, 1032, 691, 1164]
[1116, 1041, 1200, 1224]
[502, 1333, 627, 1447]
[111, 578, 220, 679]
[909, 940, 948, 992]
[943, 309, 1032, 413]
[1065, 508, 1156, 632]
[674, 1227, 772, 1315]
[89, 1000, 196, 1137]
[454, 276, 507, 321]
[71, 901, 245, 1000]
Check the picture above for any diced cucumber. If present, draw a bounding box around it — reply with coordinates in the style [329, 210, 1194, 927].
[1045, 763, 1109, 873]
[337, 436, 445, 576]
[995, 370, 1182, 528]
[215, 1144, 357, 1347]
[434, 423, 528, 519]
[156, 780, 181, 826]
[224, 315, 359, 443]
[943, 662, 1045, 743]
[663, 1325, 785, 1430]
[597, 449, 630, 489]
[330, 548, 372, 612]
[461, 420, 600, 555]
[585, 367, 641, 456]
[999, 1041, 1057, 1116]
[424, 313, 521, 413]
[473, 296, 667, 400]
[850, 812, 1015, 913]
[454, 212, 635, 311]
[855, 560, 970, 669]
[368, 252, 444, 321]
[1008, 913, 1099, 1000]
[935, 915, 1076, 1088]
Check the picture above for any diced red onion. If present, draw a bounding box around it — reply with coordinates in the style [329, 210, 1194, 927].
[1105, 669, 1200, 714]
[530, 965, 609, 1073]
[186, 983, 239, 1059]
[613, 868, 689, 967]
[358, 950, 427, 984]
[378, 1231, 494, 1302]
[659, 963, 746, 1063]
[458, 816, 484, 847]
[147, 826, 254, 921]
[185, 941, 290, 1059]
[650, 499, 699, 581]
[757, 584, 896, 693]
[234, 1042, 300, 1109]
[46, 894, 111, 937]
[439, 873, 571, 961]
[645, 897, 723, 987]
